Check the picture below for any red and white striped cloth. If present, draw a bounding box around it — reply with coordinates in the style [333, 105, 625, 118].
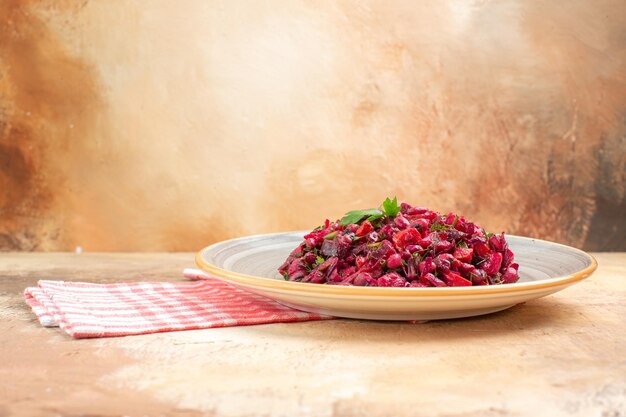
[24, 268, 332, 339]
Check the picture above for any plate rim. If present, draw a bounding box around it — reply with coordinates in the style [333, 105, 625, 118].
[195, 231, 598, 297]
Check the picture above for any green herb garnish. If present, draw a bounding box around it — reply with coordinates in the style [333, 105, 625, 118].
[323, 231, 337, 240]
[367, 213, 385, 222]
[382, 197, 400, 217]
[429, 222, 448, 232]
[339, 196, 400, 226]
[339, 208, 383, 226]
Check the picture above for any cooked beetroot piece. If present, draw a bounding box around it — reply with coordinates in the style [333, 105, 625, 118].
[278, 198, 519, 287]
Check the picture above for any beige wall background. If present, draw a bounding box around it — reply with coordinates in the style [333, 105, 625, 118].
[1, 0, 624, 252]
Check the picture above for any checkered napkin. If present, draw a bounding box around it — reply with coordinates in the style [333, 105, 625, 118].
[24, 268, 331, 339]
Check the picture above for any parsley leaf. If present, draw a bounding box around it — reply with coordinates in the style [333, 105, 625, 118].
[323, 231, 337, 240]
[339, 209, 383, 226]
[367, 213, 385, 222]
[338, 197, 400, 225]
[382, 197, 400, 217]
[429, 222, 448, 232]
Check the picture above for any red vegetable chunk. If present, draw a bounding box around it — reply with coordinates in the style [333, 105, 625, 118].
[443, 272, 472, 287]
[392, 228, 421, 251]
[453, 247, 473, 263]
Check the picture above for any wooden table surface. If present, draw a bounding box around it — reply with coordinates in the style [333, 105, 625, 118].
[1, 253, 624, 417]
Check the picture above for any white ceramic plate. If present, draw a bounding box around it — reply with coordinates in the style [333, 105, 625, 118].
[196, 232, 597, 320]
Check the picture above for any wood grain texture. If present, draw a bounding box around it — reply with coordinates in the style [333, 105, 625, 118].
[0, 1, 625, 251]
[0, 253, 624, 416]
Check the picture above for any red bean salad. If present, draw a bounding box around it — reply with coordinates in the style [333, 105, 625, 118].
[279, 198, 519, 287]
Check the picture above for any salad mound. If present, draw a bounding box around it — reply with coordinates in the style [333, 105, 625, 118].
[278, 198, 519, 287]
